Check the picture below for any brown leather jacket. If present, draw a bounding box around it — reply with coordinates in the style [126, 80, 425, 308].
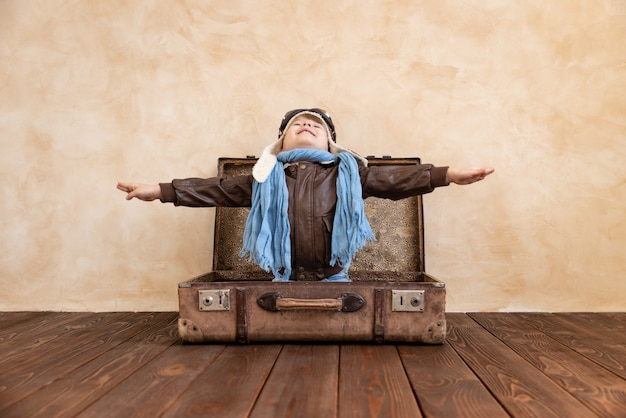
[160, 162, 448, 280]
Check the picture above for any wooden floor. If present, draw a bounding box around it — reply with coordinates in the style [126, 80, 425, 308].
[0, 312, 625, 417]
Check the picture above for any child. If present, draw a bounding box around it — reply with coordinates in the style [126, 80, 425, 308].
[118, 108, 493, 282]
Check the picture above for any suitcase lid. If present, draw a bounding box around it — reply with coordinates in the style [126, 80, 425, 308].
[211, 156, 427, 280]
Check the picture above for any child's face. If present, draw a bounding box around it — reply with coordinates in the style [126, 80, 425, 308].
[281, 115, 329, 152]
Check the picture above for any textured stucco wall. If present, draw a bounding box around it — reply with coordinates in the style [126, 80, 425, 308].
[1, 0, 625, 311]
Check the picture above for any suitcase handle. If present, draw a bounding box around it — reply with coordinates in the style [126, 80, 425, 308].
[257, 292, 365, 312]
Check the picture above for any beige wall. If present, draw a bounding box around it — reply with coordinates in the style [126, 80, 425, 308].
[1, 0, 625, 312]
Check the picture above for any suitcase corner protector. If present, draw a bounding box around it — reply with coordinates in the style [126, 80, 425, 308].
[178, 318, 205, 343]
[422, 319, 447, 344]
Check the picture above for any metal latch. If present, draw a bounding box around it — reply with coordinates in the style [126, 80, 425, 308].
[198, 289, 231, 311]
[391, 290, 425, 312]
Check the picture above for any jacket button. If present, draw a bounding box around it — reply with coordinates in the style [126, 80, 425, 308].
[298, 266, 305, 272]
[298, 274, 305, 280]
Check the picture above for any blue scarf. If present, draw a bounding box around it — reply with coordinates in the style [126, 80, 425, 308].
[241, 148, 375, 281]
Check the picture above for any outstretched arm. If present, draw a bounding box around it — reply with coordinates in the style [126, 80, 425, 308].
[446, 167, 494, 185]
[117, 182, 163, 201]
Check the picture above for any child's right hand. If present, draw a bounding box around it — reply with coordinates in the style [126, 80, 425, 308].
[116, 182, 162, 201]
[446, 167, 494, 185]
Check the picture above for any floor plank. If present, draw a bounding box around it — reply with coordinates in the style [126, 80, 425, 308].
[0, 312, 143, 409]
[0, 311, 53, 331]
[447, 313, 597, 418]
[469, 312, 626, 417]
[338, 345, 422, 417]
[1, 312, 178, 418]
[0, 312, 97, 369]
[606, 312, 626, 324]
[77, 342, 226, 418]
[398, 340, 509, 417]
[519, 313, 626, 379]
[161, 344, 282, 418]
[558, 312, 626, 344]
[251, 344, 339, 418]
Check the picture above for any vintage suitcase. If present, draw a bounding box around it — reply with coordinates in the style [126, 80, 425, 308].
[178, 156, 446, 344]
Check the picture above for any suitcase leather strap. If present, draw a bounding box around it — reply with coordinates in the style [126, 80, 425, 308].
[257, 292, 365, 312]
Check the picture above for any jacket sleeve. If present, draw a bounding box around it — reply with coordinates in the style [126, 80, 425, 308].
[159, 174, 253, 207]
[360, 164, 449, 200]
